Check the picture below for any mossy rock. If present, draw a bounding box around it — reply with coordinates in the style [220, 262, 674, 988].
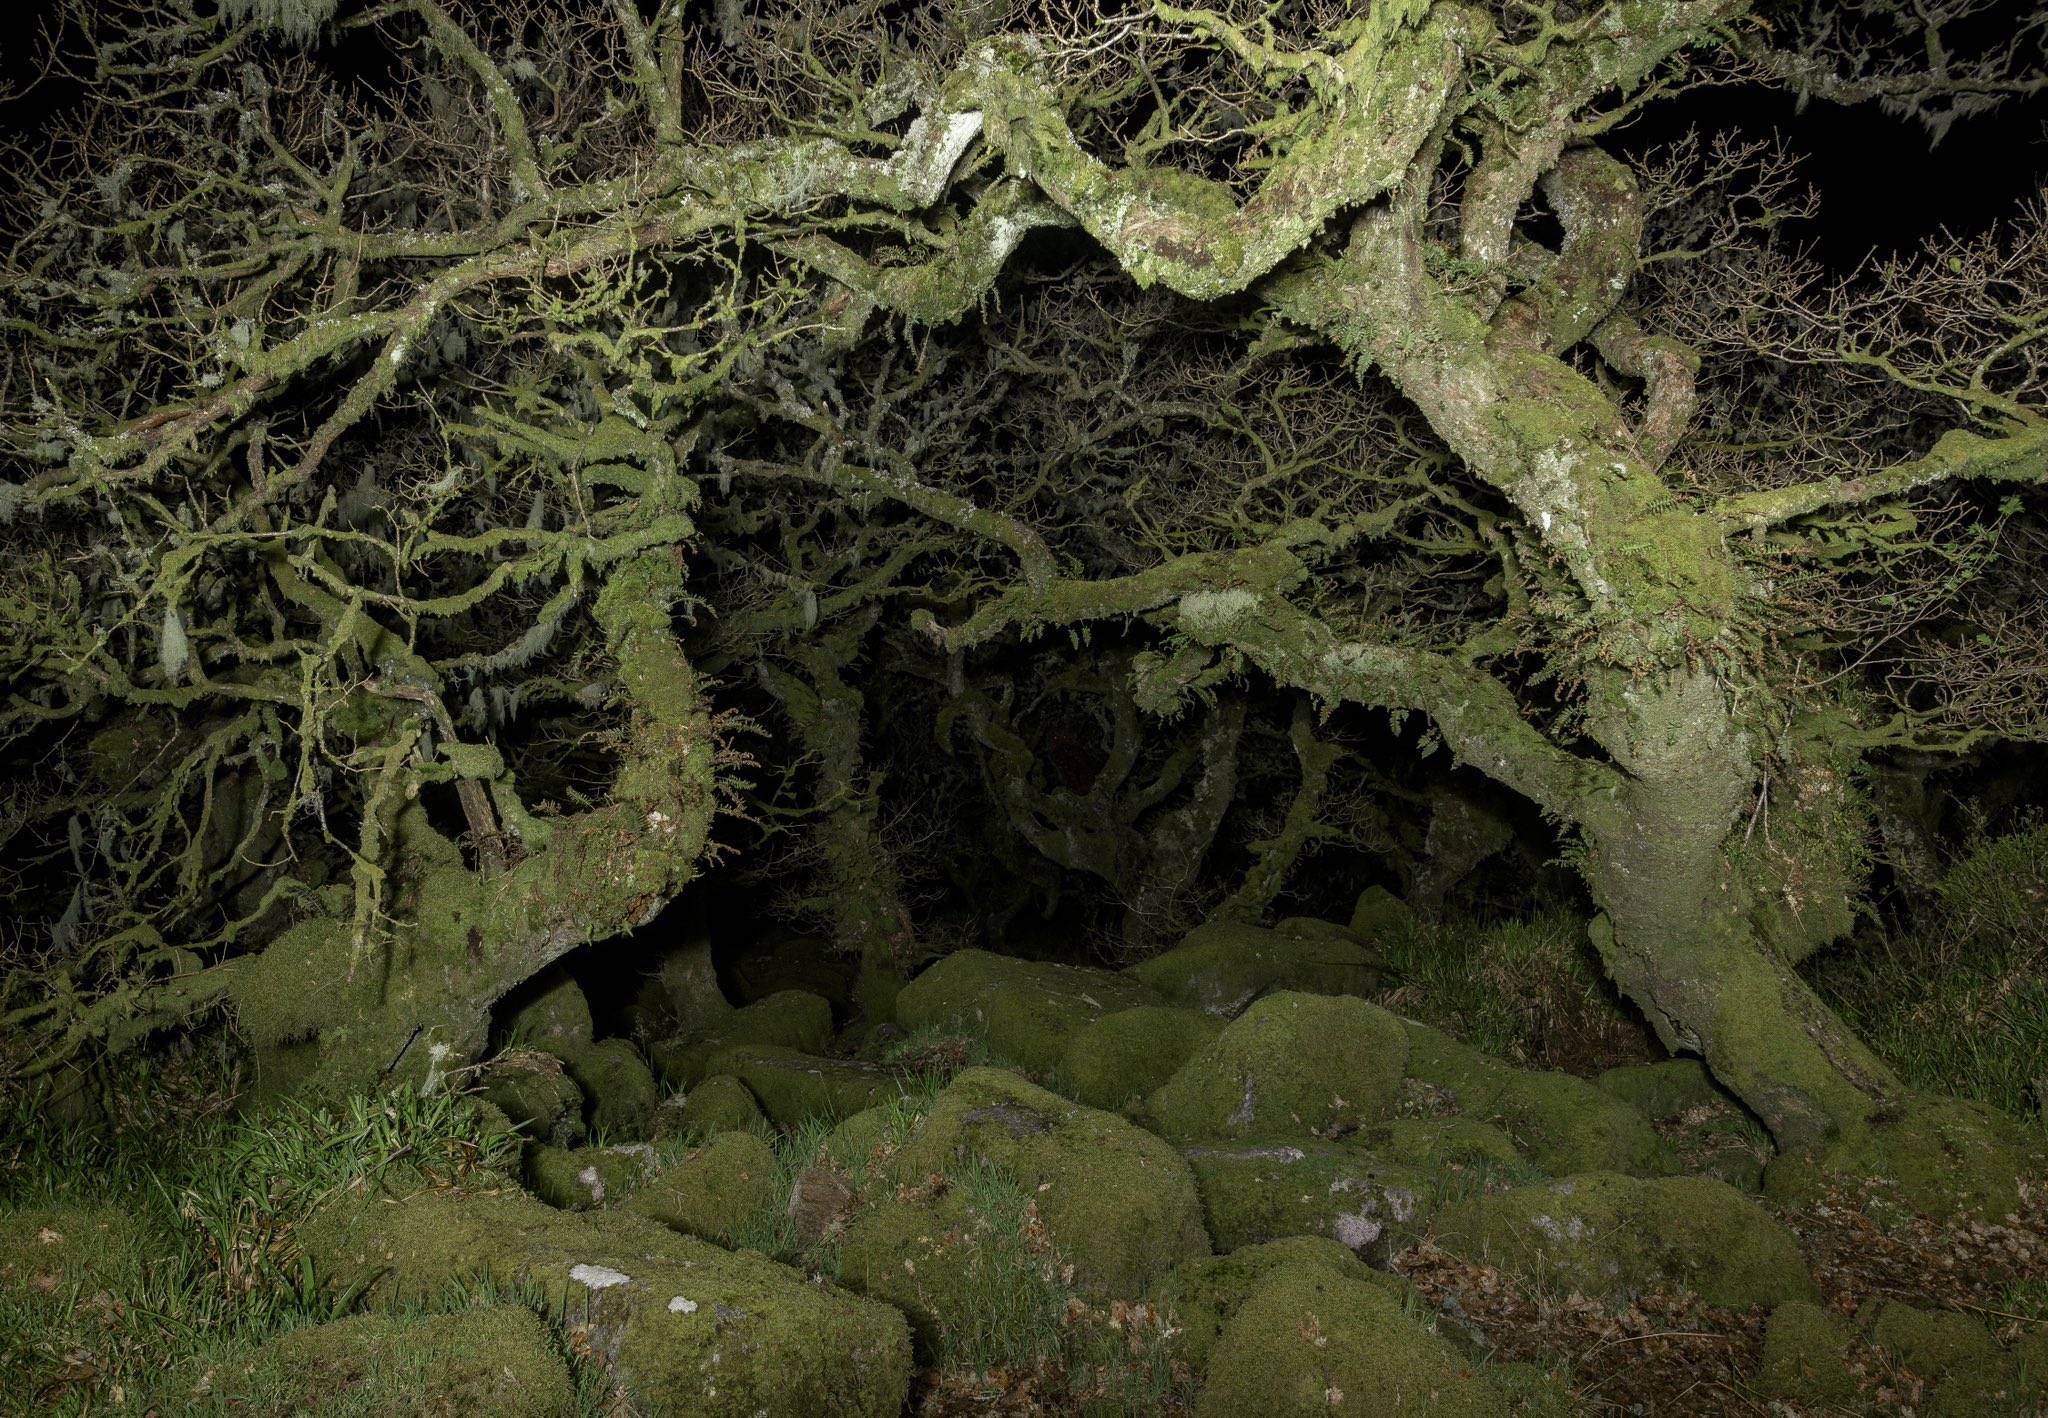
[1757, 1301, 1860, 1407]
[894, 949, 1161, 1073]
[1147, 992, 1408, 1142]
[1344, 1116, 1528, 1172]
[1764, 1092, 2044, 1222]
[885, 1067, 1210, 1299]
[702, 1044, 911, 1125]
[1126, 917, 1390, 1016]
[1054, 1005, 1225, 1112]
[1865, 1300, 2020, 1414]
[835, 1175, 1062, 1366]
[559, 1039, 659, 1140]
[1148, 1237, 1407, 1377]
[823, 1104, 903, 1171]
[1404, 1021, 1671, 1177]
[0, 1204, 141, 1300]
[479, 1049, 586, 1149]
[647, 990, 836, 1091]
[1594, 1059, 1725, 1119]
[726, 930, 858, 1014]
[500, 969, 594, 1053]
[1432, 1172, 1815, 1310]
[654, 1074, 766, 1139]
[1183, 1141, 1445, 1259]
[297, 1181, 912, 1417]
[234, 1305, 575, 1417]
[525, 1142, 659, 1210]
[626, 1131, 778, 1245]
[1349, 885, 1419, 942]
[1194, 1260, 1506, 1417]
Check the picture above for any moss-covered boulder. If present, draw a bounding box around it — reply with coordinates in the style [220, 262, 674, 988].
[1194, 1259, 1505, 1417]
[1596, 1059, 1769, 1190]
[1594, 1059, 1724, 1118]
[726, 930, 859, 1015]
[479, 1049, 586, 1148]
[1147, 992, 1408, 1142]
[647, 990, 836, 1091]
[1183, 1142, 1441, 1259]
[625, 1131, 778, 1244]
[1432, 1172, 1815, 1309]
[525, 1142, 659, 1210]
[702, 1044, 911, 1125]
[1405, 1021, 1671, 1177]
[559, 1039, 659, 1140]
[1055, 1005, 1224, 1112]
[1128, 916, 1390, 1015]
[894, 950, 1161, 1072]
[654, 1074, 766, 1139]
[1148, 1237, 1408, 1377]
[834, 1169, 1065, 1365]
[1764, 1092, 2043, 1222]
[1757, 1301, 1861, 1407]
[884, 1067, 1209, 1298]
[501, 969, 594, 1053]
[1866, 1301, 2020, 1414]
[234, 1306, 576, 1417]
[297, 1181, 911, 1418]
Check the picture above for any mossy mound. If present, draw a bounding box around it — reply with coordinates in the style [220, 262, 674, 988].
[1433, 1172, 1815, 1310]
[297, 1180, 912, 1417]
[656, 1074, 766, 1138]
[478, 1049, 586, 1149]
[1147, 1237, 1408, 1377]
[1054, 1005, 1224, 1112]
[524, 1142, 659, 1210]
[1756, 1301, 1860, 1408]
[1147, 992, 1408, 1142]
[1343, 1116, 1527, 1172]
[1126, 916, 1390, 1015]
[1404, 1021, 1671, 1177]
[647, 990, 835, 1091]
[1596, 1059, 1769, 1190]
[1593, 1059, 1724, 1119]
[501, 969, 594, 1053]
[884, 1067, 1209, 1298]
[894, 950, 1161, 1073]
[1763, 1092, 2044, 1222]
[1182, 1141, 1444, 1259]
[232, 1305, 576, 1417]
[835, 1170, 1064, 1365]
[701, 1044, 911, 1125]
[1194, 1258, 1505, 1417]
[559, 1039, 659, 1139]
[0, 1204, 142, 1300]
[1865, 1300, 2022, 1414]
[625, 1131, 778, 1244]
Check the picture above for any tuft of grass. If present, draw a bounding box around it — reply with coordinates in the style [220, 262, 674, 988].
[1374, 906, 1657, 1074]
[1810, 821, 2048, 1122]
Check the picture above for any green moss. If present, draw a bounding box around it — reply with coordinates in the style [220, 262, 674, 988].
[1433, 1172, 1815, 1310]
[703, 1044, 911, 1125]
[1147, 992, 1408, 1142]
[1128, 917, 1391, 1015]
[1404, 1021, 1671, 1176]
[1593, 1059, 1724, 1119]
[1757, 1301, 1859, 1407]
[1764, 1092, 2043, 1223]
[647, 990, 836, 1091]
[894, 948, 1162, 1072]
[1054, 1005, 1224, 1112]
[559, 1040, 659, 1140]
[478, 1049, 586, 1149]
[234, 1306, 576, 1417]
[524, 1143, 658, 1210]
[886, 1067, 1210, 1299]
[1194, 1261, 1506, 1417]
[1346, 1116, 1527, 1171]
[625, 1131, 779, 1244]
[1182, 1141, 1445, 1258]
[296, 1182, 912, 1417]
[1349, 886, 1418, 942]
[659, 1075, 766, 1138]
[1147, 1237, 1405, 1378]
[500, 969, 595, 1053]
[1865, 1301, 2020, 1412]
